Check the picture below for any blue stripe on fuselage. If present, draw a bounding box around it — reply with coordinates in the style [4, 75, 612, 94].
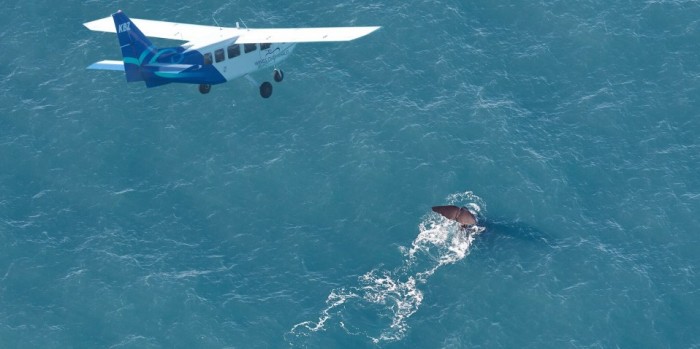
[141, 48, 226, 87]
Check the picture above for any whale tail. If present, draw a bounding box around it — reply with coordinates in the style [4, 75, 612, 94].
[431, 205, 477, 227]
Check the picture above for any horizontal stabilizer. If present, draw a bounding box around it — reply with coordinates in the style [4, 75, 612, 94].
[144, 63, 196, 73]
[87, 60, 125, 71]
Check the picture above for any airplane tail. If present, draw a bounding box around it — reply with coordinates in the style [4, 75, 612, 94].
[86, 11, 221, 88]
[112, 10, 154, 83]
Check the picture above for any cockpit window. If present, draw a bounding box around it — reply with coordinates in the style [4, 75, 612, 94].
[244, 43, 257, 53]
[203, 53, 213, 65]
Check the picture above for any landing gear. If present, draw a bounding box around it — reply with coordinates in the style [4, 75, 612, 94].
[198, 84, 211, 94]
[246, 71, 281, 98]
[273, 68, 284, 83]
[259, 81, 273, 98]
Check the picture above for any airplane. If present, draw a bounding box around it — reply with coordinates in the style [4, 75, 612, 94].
[83, 10, 380, 98]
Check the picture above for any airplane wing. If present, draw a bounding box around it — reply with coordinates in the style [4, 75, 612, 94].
[234, 27, 381, 44]
[83, 16, 237, 43]
[84, 15, 380, 44]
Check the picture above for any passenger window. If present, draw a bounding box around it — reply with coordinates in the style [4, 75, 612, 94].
[215, 49, 225, 63]
[244, 43, 257, 53]
[260, 43, 271, 51]
[227, 44, 240, 59]
[203, 53, 212, 65]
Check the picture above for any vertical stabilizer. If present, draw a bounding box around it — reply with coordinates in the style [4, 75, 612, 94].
[111, 10, 154, 82]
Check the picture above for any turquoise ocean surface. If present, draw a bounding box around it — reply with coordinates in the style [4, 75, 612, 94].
[1, 0, 699, 348]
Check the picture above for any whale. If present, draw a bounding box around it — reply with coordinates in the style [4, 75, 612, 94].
[431, 205, 478, 228]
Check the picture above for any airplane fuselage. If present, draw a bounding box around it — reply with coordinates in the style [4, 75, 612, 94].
[140, 39, 296, 87]
[192, 39, 297, 84]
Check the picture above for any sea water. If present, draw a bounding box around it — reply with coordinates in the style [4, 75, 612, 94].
[1, 0, 699, 348]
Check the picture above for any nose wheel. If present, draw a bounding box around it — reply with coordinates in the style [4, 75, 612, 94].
[273, 69, 284, 82]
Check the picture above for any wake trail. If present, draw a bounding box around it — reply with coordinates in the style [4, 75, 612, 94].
[289, 191, 485, 344]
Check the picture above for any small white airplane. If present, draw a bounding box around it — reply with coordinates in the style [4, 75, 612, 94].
[84, 10, 380, 98]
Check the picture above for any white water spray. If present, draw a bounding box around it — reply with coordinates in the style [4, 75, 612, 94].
[290, 191, 485, 343]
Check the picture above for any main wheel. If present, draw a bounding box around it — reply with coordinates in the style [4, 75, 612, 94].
[260, 81, 273, 98]
[198, 84, 211, 94]
[273, 69, 284, 83]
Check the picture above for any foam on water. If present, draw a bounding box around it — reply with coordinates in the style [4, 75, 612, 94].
[289, 191, 485, 343]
